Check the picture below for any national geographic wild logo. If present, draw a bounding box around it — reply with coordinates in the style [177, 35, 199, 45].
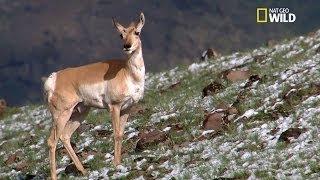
[256, 7, 296, 23]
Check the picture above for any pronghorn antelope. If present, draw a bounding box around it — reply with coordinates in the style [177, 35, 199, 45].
[43, 13, 145, 179]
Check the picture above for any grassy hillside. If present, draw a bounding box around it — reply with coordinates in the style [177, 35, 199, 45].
[1, 1, 320, 105]
[0, 29, 320, 179]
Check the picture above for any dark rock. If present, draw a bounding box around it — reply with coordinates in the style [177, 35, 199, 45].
[5, 151, 23, 165]
[0, 99, 7, 116]
[201, 48, 220, 61]
[316, 46, 320, 54]
[128, 104, 148, 116]
[170, 123, 183, 131]
[253, 54, 267, 62]
[15, 161, 28, 171]
[58, 142, 77, 155]
[76, 123, 94, 134]
[266, 39, 277, 47]
[202, 112, 229, 131]
[94, 129, 112, 138]
[5, 154, 17, 165]
[136, 130, 168, 151]
[243, 74, 261, 88]
[168, 81, 181, 90]
[202, 81, 224, 97]
[278, 128, 306, 143]
[77, 146, 97, 159]
[65, 164, 82, 175]
[160, 81, 181, 94]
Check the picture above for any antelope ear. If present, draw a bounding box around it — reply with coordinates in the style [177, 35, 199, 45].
[136, 12, 145, 33]
[112, 17, 125, 33]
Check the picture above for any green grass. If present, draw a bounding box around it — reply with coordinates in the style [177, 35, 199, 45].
[1, 32, 320, 179]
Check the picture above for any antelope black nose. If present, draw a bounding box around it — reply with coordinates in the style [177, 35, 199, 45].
[124, 44, 132, 49]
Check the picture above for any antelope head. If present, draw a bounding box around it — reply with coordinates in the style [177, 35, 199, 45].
[113, 12, 145, 55]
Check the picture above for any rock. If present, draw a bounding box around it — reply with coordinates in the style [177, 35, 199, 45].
[316, 46, 320, 54]
[253, 54, 268, 62]
[0, 99, 7, 116]
[76, 123, 94, 134]
[278, 128, 306, 143]
[243, 74, 261, 88]
[5, 154, 18, 165]
[202, 112, 229, 131]
[15, 161, 28, 171]
[94, 129, 112, 138]
[58, 142, 77, 155]
[202, 81, 224, 97]
[160, 81, 181, 94]
[227, 107, 238, 115]
[77, 146, 97, 159]
[266, 39, 277, 47]
[65, 164, 82, 175]
[5, 151, 22, 165]
[226, 70, 250, 82]
[168, 81, 181, 90]
[201, 48, 220, 61]
[170, 123, 183, 131]
[308, 31, 316, 37]
[136, 130, 168, 151]
[128, 104, 148, 116]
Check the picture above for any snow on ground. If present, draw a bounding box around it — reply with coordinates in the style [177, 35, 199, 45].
[1, 29, 320, 179]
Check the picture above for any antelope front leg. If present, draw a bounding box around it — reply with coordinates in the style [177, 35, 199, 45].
[110, 104, 122, 165]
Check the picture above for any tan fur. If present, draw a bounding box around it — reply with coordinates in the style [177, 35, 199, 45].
[45, 13, 146, 179]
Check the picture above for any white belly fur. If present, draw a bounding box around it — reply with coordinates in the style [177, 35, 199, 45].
[78, 78, 144, 110]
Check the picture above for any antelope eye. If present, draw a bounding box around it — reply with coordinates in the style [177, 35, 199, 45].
[135, 31, 140, 36]
[120, 34, 123, 39]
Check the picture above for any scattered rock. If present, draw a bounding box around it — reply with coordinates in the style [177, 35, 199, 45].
[168, 81, 181, 90]
[225, 70, 250, 82]
[15, 161, 28, 171]
[128, 104, 148, 116]
[253, 54, 268, 62]
[77, 147, 97, 160]
[278, 128, 307, 143]
[308, 31, 316, 37]
[5, 154, 18, 165]
[201, 48, 220, 61]
[65, 164, 82, 175]
[57, 142, 77, 155]
[76, 123, 94, 134]
[266, 39, 277, 47]
[232, 90, 248, 107]
[160, 81, 181, 94]
[94, 129, 112, 138]
[196, 130, 219, 141]
[5, 151, 23, 165]
[243, 74, 261, 88]
[269, 127, 280, 135]
[0, 99, 7, 116]
[316, 46, 320, 54]
[170, 123, 183, 131]
[227, 107, 238, 115]
[136, 130, 168, 151]
[202, 105, 238, 132]
[202, 81, 224, 97]
[202, 112, 229, 131]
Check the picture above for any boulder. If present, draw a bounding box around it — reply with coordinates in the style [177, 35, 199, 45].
[136, 130, 167, 151]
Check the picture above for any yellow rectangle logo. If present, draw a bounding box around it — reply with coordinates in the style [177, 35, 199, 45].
[257, 8, 268, 23]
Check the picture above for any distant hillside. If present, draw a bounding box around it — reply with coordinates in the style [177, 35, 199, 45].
[0, 28, 320, 179]
[0, 0, 320, 105]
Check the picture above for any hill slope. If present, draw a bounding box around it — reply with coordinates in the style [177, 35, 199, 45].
[1, 0, 320, 105]
[0, 29, 320, 179]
